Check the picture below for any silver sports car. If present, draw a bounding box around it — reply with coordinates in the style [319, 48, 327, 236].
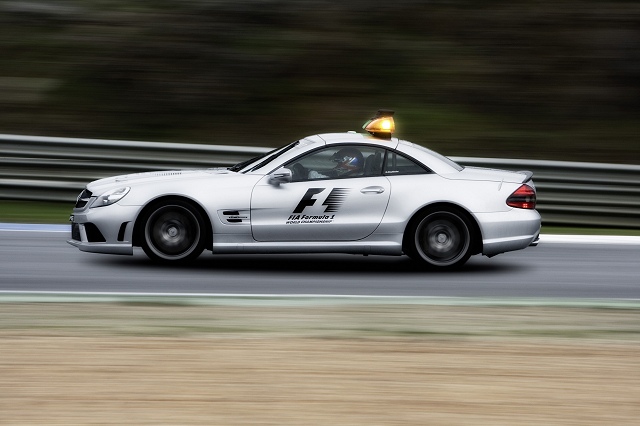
[69, 111, 540, 268]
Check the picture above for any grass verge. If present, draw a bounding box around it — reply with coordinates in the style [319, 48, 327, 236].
[1, 302, 639, 340]
[0, 200, 71, 224]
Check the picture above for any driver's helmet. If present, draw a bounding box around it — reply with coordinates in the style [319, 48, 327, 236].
[331, 148, 364, 174]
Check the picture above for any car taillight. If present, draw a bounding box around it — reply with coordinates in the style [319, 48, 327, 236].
[507, 184, 536, 209]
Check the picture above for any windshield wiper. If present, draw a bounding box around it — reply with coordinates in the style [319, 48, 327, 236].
[228, 154, 265, 172]
[228, 145, 284, 172]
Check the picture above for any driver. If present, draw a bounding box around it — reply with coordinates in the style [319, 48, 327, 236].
[308, 147, 364, 179]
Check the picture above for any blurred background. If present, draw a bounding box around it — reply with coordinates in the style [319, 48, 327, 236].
[1, 0, 639, 163]
[1, 5, 640, 422]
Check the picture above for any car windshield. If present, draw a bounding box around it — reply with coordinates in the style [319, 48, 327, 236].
[229, 141, 300, 173]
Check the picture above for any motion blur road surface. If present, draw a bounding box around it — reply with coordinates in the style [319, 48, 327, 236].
[1, 229, 639, 299]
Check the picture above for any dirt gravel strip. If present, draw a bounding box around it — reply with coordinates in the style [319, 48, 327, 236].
[1, 296, 639, 425]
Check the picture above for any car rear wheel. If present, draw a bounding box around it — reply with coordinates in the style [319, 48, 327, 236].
[407, 210, 472, 269]
[141, 201, 205, 263]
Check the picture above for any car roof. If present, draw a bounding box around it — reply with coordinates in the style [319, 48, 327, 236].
[316, 132, 400, 149]
[245, 132, 461, 176]
[316, 133, 461, 174]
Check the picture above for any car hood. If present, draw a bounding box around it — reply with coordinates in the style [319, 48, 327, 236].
[443, 166, 533, 184]
[87, 168, 233, 192]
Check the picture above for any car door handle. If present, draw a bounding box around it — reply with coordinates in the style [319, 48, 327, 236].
[361, 186, 385, 194]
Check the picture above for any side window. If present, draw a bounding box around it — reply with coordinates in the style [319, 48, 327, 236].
[285, 145, 385, 182]
[384, 151, 430, 176]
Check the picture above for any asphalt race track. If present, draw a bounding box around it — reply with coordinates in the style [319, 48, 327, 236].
[1, 228, 639, 299]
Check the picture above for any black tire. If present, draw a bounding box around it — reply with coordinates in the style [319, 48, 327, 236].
[140, 201, 205, 263]
[406, 210, 473, 269]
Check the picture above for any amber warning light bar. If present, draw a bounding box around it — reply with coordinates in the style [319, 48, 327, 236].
[363, 110, 395, 139]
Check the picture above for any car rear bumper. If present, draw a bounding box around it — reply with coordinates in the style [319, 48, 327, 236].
[529, 235, 540, 246]
[476, 209, 541, 257]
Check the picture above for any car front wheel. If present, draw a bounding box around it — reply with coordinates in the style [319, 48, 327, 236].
[407, 210, 472, 269]
[141, 202, 205, 263]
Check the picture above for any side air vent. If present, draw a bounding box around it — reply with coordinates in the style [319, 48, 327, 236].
[218, 209, 250, 225]
[84, 222, 106, 243]
[71, 223, 81, 241]
[117, 222, 129, 242]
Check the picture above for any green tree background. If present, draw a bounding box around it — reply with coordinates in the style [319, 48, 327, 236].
[1, 0, 638, 163]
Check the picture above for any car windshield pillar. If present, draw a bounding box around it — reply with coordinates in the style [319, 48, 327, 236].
[239, 140, 300, 173]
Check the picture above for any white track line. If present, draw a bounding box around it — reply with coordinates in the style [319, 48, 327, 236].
[0, 291, 639, 308]
[0, 223, 69, 232]
[539, 234, 640, 245]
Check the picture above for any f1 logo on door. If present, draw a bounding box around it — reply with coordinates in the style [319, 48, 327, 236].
[292, 188, 350, 214]
[251, 177, 389, 241]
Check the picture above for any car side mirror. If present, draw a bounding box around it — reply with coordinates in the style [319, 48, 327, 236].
[268, 168, 292, 186]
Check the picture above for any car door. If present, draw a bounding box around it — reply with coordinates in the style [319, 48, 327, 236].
[250, 145, 390, 242]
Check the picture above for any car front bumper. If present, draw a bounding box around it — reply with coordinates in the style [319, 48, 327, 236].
[67, 237, 133, 255]
[67, 204, 140, 255]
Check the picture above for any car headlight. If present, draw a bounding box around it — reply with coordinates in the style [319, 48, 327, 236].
[91, 187, 131, 208]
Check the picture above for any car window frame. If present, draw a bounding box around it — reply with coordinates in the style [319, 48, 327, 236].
[270, 143, 390, 182]
[383, 149, 433, 176]
[270, 143, 434, 183]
